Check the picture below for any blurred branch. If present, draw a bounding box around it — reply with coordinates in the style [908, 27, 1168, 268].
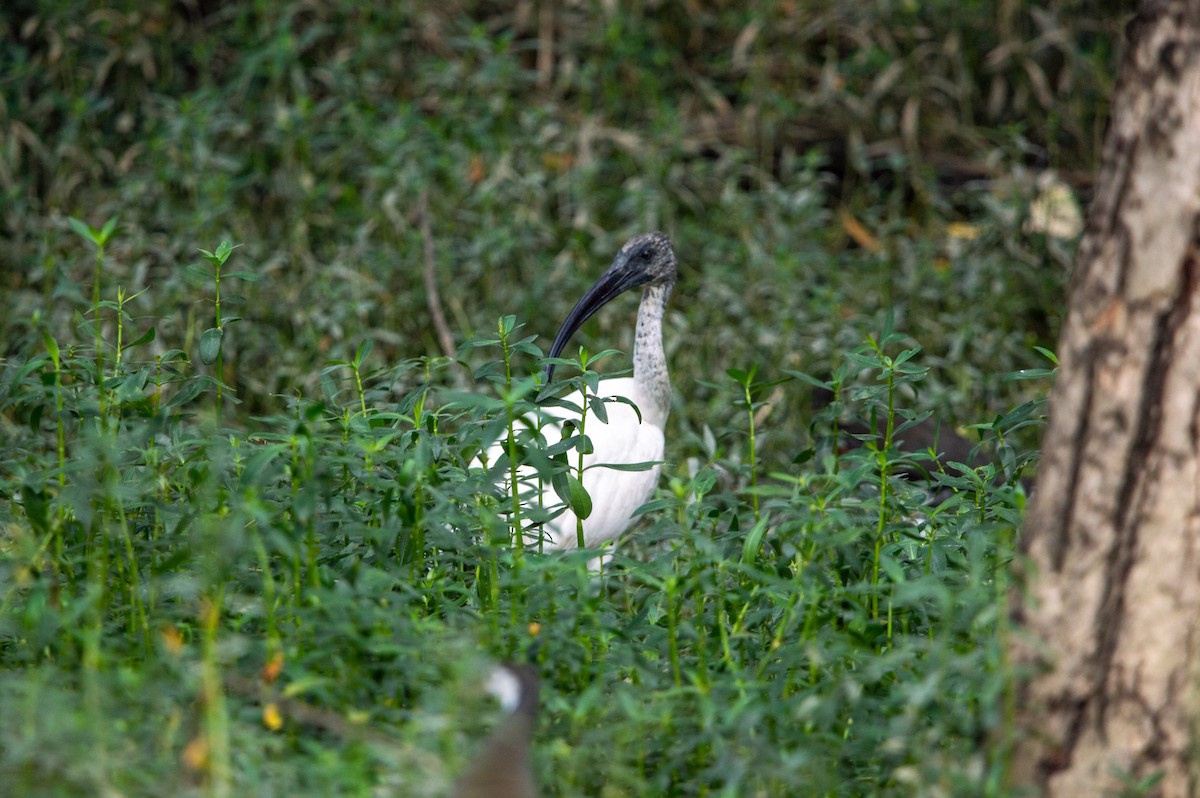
[537, 0, 554, 90]
[417, 187, 456, 360]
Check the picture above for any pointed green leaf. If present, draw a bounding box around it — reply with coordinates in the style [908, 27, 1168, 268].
[126, 327, 156, 349]
[98, 216, 119, 244]
[782, 369, 832, 390]
[184, 263, 212, 284]
[549, 456, 571, 509]
[587, 460, 660, 472]
[740, 516, 770, 565]
[198, 240, 240, 267]
[43, 332, 60, 368]
[199, 327, 223, 365]
[692, 468, 717, 497]
[355, 338, 374, 366]
[1033, 346, 1059, 365]
[165, 378, 207, 408]
[590, 397, 608, 424]
[565, 473, 592, 520]
[68, 217, 97, 245]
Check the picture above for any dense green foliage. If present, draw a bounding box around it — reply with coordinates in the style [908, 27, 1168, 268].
[1, 2, 1120, 796]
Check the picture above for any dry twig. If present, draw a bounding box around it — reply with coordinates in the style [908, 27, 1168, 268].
[417, 187, 456, 360]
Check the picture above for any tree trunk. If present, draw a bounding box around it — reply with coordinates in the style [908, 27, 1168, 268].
[1011, 2, 1200, 796]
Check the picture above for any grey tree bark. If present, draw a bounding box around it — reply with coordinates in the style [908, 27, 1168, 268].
[1011, 2, 1200, 796]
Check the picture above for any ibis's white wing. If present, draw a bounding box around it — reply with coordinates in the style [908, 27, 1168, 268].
[476, 377, 665, 550]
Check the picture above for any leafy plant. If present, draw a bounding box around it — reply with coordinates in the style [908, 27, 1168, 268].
[0, 2, 1077, 794]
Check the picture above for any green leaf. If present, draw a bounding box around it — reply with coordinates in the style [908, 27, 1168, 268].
[740, 516, 770, 565]
[545, 435, 590, 458]
[893, 346, 922, 367]
[11, 354, 51, 389]
[513, 340, 542, 356]
[589, 460, 660, 472]
[589, 397, 608, 424]
[565, 473, 592, 520]
[782, 369, 832, 390]
[198, 240, 240, 266]
[126, 327, 156, 349]
[879, 550, 907, 585]
[98, 216, 119, 244]
[68, 216, 119, 248]
[1005, 367, 1056, 382]
[355, 339, 374, 366]
[43, 332, 60, 368]
[199, 326, 223, 365]
[601, 395, 644, 424]
[1033, 345, 1059, 365]
[238, 444, 289, 490]
[184, 263, 212, 284]
[692, 468, 717, 497]
[549, 457, 571, 504]
[67, 214, 119, 246]
[164, 378, 207, 408]
[996, 401, 1040, 428]
[67, 217, 95, 245]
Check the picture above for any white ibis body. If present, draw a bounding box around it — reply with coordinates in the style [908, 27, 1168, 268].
[452, 663, 540, 798]
[536, 232, 677, 550]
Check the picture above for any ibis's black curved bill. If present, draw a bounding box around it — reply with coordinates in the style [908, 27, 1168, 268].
[542, 260, 653, 383]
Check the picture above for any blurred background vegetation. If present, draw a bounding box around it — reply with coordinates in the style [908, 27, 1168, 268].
[1, 1, 1133, 796]
[2, 0, 1127, 434]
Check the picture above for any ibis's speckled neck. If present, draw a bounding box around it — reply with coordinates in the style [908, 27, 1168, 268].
[633, 280, 674, 429]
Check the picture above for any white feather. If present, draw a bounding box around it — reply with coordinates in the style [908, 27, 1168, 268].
[485, 665, 523, 713]
[543, 377, 665, 549]
[482, 376, 664, 551]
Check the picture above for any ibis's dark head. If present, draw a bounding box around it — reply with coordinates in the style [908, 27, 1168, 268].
[543, 232, 677, 383]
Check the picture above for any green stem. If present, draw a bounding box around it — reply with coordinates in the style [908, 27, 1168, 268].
[871, 365, 896, 621]
[113, 492, 149, 653]
[352, 360, 367, 416]
[575, 381, 589, 550]
[500, 320, 524, 559]
[213, 260, 223, 423]
[742, 379, 760, 522]
[666, 573, 681, 687]
[92, 243, 108, 424]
